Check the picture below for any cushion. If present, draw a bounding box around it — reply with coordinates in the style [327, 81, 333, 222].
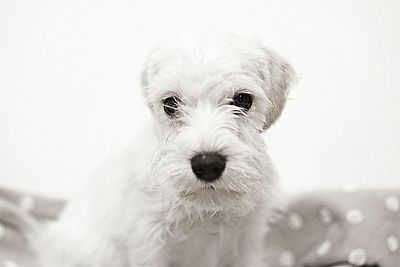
[0, 187, 398, 267]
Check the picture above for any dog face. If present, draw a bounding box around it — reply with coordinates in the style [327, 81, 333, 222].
[141, 34, 295, 216]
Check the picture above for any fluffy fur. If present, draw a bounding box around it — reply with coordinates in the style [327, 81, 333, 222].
[36, 33, 296, 267]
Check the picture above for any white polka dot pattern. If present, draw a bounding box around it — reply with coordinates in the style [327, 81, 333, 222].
[348, 248, 367, 266]
[18, 195, 35, 213]
[0, 222, 5, 241]
[385, 195, 400, 213]
[345, 209, 364, 225]
[318, 206, 333, 226]
[386, 235, 399, 252]
[278, 250, 295, 267]
[316, 240, 331, 257]
[287, 212, 303, 231]
[3, 260, 19, 267]
[263, 191, 400, 267]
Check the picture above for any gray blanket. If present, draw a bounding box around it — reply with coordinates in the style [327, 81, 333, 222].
[0, 187, 398, 267]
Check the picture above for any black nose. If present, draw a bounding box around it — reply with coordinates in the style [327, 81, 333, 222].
[190, 152, 226, 182]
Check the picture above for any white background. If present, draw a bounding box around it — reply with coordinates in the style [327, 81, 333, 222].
[1, 0, 399, 199]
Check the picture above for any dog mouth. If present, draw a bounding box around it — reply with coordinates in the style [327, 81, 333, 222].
[179, 186, 242, 198]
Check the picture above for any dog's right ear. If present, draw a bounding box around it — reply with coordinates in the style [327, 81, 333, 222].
[141, 54, 161, 113]
[258, 48, 297, 131]
[141, 59, 153, 94]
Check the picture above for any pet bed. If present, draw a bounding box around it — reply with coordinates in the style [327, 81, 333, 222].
[0, 187, 398, 267]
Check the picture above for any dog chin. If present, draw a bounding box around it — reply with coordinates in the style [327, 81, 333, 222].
[178, 185, 255, 215]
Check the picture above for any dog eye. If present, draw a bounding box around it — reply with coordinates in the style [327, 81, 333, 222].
[163, 96, 180, 117]
[232, 93, 253, 111]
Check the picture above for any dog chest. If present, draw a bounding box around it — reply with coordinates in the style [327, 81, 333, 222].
[165, 221, 242, 267]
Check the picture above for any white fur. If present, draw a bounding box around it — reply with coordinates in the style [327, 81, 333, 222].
[36, 33, 295, 267]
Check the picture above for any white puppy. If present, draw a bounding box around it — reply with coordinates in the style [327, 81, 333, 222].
[37, 33, 296, 267]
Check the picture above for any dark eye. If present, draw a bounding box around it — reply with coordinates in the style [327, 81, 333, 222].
[232, 93, 253, 111]
[163, 96, 180, 117]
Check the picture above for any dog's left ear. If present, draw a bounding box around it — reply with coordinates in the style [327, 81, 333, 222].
[258, 48, 296, 131]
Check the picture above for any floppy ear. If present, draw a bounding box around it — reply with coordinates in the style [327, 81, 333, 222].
[141, 57, 158, 101]
[259, 48, 296, 130]
[140, 54, 163, 113]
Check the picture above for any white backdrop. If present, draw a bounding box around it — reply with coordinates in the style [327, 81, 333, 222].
[1, 0, 399, 198]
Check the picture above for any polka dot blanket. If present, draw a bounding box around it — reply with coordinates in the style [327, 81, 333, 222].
[265, 189, 399, 267]
[0, 187, 398, 267]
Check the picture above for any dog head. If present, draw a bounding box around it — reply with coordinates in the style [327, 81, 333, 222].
[141, 34, 295, 217]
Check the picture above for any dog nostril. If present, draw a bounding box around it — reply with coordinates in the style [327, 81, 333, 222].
[190, 152, 226, 182]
